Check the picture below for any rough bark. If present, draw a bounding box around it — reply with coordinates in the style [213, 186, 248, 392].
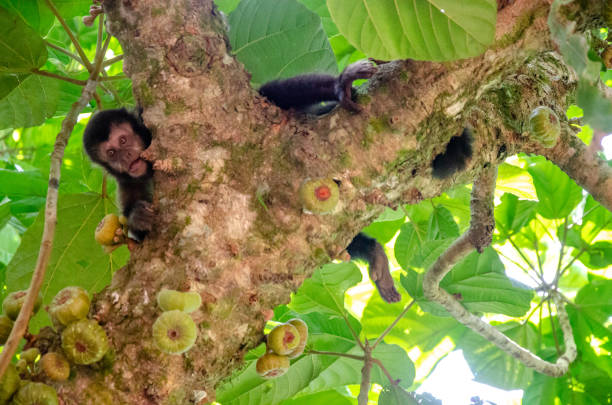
[44, 0, 610, 403]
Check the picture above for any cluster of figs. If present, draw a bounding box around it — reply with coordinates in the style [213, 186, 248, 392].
[153, 289, 202, 354]
[94, 213, 128, 252]
[256, 319, 308, 379]
[0, 286, 111, 404]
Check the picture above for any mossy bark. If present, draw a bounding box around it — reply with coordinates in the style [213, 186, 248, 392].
[44, 0, 611, 403]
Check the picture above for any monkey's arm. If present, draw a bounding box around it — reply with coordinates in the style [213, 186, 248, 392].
[347, 233, 401, 303]
[258, 60, 377, 112]
[117, 176, 154, 241]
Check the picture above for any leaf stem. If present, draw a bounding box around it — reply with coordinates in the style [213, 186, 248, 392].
[44, 41, 84, 65]
[372, 299, 415, 350]
[43, 0, 94, 73]
[31, 69, 87, 86]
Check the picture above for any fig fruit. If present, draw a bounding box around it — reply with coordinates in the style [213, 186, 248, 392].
[152, 310, 197, 354]
[267, 323, 300, 356]
[156, 289, 202, 313]
[48, 286, 90, 326]
[256, 352, 290, 379]
[61, 319, 109, 365]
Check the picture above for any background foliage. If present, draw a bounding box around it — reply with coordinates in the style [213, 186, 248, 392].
[0, 0, 610, 403]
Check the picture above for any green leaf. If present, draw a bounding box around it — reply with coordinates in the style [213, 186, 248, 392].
[327, 0, 496, 61]
[401, 248, 533, 317]
[5, 193, 128, 332]
[289, 262, 361, 316]
[494, 193, 537, 240]
[302, 343, 414, 394]
[576, 79, 612, 133]
[459, 322, 537, 390]
[496, 163, 537, 200]
[574, 241, 612, 269]
[280, 391, 353, 405]
[527, 159, 582, 219]
[523, 372, 600, 405]
[0, 7, 47, 73]
[379, 385, 420, 405]
[0, 0, 54, 35]
[361, 293, 464, 352]
[362, 207, 405, 243]
[394, 220, 454, 272]
[228, 0, 337, 86]
[0, 74, 61, 129]
[0, 169, 47, 198]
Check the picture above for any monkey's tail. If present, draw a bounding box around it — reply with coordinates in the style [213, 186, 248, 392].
[347, 233, 401, 303]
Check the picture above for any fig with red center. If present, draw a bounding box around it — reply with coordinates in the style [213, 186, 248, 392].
[299, 178, 339, 214]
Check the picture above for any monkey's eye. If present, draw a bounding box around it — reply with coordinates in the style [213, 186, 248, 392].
[107, 149, 116, 159]
[119, 136, 126, 145]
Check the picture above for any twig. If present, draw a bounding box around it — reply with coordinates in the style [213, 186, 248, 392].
[357, 341, 372, 405]
[0, 80, 98, 380]
[103, 54, 124, 67]
[101, 75, 127, 81]
[44, 41, 84, 65]
[43, 0, 94, 73]
[307, 349, 365, 362]
[372, 357, 398, 386]
[372, 300, 415, 350]
[31, 69, 87, 86]
[423, 165, 577, 377]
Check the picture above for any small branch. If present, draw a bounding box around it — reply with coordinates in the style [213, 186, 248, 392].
[423, 165, 577, 377]
[372, 357, 398, 386]
[102, 173, 108, 199]
[342, 312, 365, 351]
[44, 41, 84, 65]
[0, 79, 99, 380]
[357, 341, 372, 405]
[372, 300, 415, 350]
[307, 349, 365, 362]
[103, 54, 124, 67]
[539, 125, 612, 212]
[31, 69, 87, 86]
[43, 0, 94, 73]
[101, 75, 127, 81]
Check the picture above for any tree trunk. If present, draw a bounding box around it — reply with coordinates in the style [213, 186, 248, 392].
[48, 0, 610, 403]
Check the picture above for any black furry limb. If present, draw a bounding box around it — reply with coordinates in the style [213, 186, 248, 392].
[432, 128, 474, 179]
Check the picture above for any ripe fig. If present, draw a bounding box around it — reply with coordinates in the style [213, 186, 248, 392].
[267, 323, 300, 356]
[48, 286, 90, 326]
[11, 382, 58, 405]
[0, 363, 20, 403]
[61, 319, 109, 365]
[156, 289, 202, 313]
[528, 106, 560, 148]
[286, 318, 308, 359]
[0, 315, 13, 345]
[94, 213, 124, 246]
[299, 178, 339, 214]
[40, 352, 70, 381]
[256, 352, 290, 379]
[2, 290, 42, 321]
[152, 310, 197, 354]
[20, 348, 40, 364]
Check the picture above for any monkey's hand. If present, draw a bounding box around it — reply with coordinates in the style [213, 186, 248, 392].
[128, 200, 155, 237]
[337, 60, 377, 112]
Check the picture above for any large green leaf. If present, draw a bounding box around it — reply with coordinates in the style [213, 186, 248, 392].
[280, 391, 353, 405]
[228, 0, 337, 85]
[361, 292, 464, 353]
[289, 261, 361, 316]
[459, 322, 536, 390]
[527, 159, 582, 220]
[494, 193, 537, 240]
[0, 7, 47, 73]
[327, 0, 496, 61]
[401, 248, 533, 317]
[5, 193, 128, 332]
[0, 169, 47, 198]
[0, 0, 54, 35]
[496, 162, 537, 200]
[0, 74, 61, 129]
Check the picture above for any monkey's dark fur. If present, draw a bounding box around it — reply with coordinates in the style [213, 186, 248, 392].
[432, 128, 473, 179]
[83, 108, 154, 241]
[259, 60, 401, 303]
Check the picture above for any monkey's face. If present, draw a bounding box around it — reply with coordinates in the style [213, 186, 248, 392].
[99, 122, 148, 178]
